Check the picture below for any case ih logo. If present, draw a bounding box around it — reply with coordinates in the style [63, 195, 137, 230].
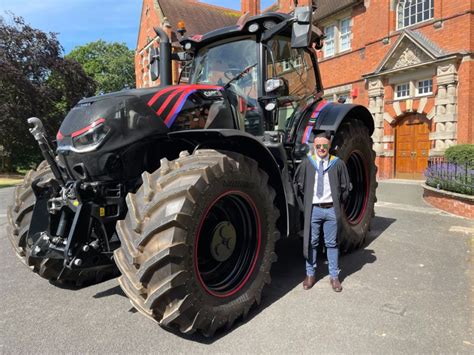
[201, 90, 222, 97]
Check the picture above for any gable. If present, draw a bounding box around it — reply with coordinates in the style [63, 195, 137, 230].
[382, 40, 434, 71]
[375, 29, 446, 74]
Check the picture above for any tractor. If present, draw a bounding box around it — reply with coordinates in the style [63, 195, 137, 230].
[6, 6, 376, 336]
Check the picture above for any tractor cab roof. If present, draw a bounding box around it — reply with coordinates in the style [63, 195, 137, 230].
[180, 12, 292, 50]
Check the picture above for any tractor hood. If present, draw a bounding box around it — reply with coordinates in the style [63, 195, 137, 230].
[56, 84, 229, 154]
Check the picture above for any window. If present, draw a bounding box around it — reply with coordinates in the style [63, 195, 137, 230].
[267, 37, 317, 99]
[324, 92, 352, 103]
[324, 25, 335, 57]
[323, 17, 352, 58]
[397, 0, 434, 29]
[417, 79, 433, 95]
[337, 93, 352, 104]
[282, 56, 303, 72]
[339, 18, 352, 52]
[179, 61, 192, 82]
[395, 83, 409, 99]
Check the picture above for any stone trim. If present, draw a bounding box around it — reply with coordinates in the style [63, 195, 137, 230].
[324, 84, 353, 96]
[417, 97, 427, 113]
[393, 101, 402, 116]
[431, 62, 458, 154]
[384, 112, 395, 124]
[368, 79, 385, 157]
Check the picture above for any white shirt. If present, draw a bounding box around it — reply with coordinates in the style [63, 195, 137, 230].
[312, 155, 333, 204]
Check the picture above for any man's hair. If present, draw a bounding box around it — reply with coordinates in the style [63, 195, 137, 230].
[314, 130, 332, 140]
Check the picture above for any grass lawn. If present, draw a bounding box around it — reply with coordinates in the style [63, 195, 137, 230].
[0, 178, 23, 189]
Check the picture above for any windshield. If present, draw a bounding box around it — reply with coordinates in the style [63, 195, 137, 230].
[190, 38, 263, 135]
[190, 38, 258, 87]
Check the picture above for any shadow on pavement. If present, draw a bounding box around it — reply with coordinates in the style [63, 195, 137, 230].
[94, 215, 396, 343]
[94, 284, 126, 299]
[339, 215, 396, 282]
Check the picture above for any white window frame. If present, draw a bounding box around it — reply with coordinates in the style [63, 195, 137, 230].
[416, 78, 433, 96]
[324, 92, 352, 103]
[323, 17, 352, 58]
[324, 24, 336, 57]
[339, 18, 352, 52]
[396, 0, 434, 30]
[282, 56, 303, 72]
[395, 82, 410, 99]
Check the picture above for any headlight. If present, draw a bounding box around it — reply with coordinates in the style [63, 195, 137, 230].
[248, 23, 260, 33]
[265, 78, 285, 93]
[72, 118, 110, 152]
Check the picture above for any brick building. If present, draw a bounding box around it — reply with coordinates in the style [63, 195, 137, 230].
[136, 0, 474, 179]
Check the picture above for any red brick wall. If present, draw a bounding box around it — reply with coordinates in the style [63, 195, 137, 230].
[316, 0, 473, 179]
[457, 58, 474, 144]
[136, 0, 163, 88]
[376, 156, 395, 180]
[423, 187, 474, 219]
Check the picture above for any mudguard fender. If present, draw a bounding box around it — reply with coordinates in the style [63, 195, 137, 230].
[168, 129, 289, 237]
[316, 103, 374, 135]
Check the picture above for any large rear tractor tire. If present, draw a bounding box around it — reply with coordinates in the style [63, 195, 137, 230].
[332, 119, 377, 252]
[6, 161, 116, 286]
[114, 149, 280, 336]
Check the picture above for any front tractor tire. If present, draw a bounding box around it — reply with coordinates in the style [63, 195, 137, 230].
[6, 162, 116, 286]
[114, 149, 280, 336]
[6, 161, 63, 278]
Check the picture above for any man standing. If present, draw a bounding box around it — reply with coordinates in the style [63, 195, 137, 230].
[296, 131, 351, 292]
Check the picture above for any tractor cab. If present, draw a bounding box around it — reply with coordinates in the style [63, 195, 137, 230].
[180, 11, 324, 139]
[147, 9, 323, 143]
[186, 31, 323, 139]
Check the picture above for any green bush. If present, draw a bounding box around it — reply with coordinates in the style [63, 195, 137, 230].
[444, 144, 474, 165]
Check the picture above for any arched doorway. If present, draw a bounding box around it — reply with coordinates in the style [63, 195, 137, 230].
[394, 114, 431, 179]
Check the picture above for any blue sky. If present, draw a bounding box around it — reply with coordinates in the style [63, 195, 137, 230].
[0, 0, 274, 54]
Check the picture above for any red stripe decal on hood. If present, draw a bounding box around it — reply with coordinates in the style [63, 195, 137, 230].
[71, 118, 106, 138]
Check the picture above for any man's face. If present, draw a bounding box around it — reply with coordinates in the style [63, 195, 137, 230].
[313, 136, 330, 158]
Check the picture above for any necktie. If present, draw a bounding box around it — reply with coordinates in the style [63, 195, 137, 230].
[317, 159, 324, 198]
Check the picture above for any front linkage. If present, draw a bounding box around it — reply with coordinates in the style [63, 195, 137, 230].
[27, 118, 124, 281]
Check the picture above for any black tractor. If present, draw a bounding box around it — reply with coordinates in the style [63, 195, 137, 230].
[7, 6, 376, 336]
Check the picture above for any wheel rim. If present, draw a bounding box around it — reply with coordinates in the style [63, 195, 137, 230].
[195, 190, 261, 298]
[344, 151, 369, 225]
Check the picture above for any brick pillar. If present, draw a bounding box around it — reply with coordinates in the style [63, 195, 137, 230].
[241, 0, 260, 15]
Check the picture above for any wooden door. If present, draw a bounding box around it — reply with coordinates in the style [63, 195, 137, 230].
[395, 115, 430, 179]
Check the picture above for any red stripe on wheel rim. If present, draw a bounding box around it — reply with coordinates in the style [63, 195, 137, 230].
[194, 190, 262, 298]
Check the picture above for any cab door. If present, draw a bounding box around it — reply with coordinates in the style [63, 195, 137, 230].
[263, 36, 321, 133]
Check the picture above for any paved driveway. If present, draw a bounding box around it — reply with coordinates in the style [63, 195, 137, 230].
[0, 181, 472, 353]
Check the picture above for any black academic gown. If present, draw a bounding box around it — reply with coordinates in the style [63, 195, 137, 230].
[296, 155, 351, 259]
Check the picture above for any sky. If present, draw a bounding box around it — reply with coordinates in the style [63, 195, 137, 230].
[0, 0, 275, 54]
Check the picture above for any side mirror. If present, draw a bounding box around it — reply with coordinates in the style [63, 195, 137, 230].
[291, 6, 312, 48]
[149, 47, 160, 81]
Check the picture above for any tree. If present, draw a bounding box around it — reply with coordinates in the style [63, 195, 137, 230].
[0, 14, 96, 171]
[67, 40, 135, 94]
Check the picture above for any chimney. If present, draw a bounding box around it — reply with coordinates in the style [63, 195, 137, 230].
[278, 0, 294, 13]
[241, 0, 260, 16]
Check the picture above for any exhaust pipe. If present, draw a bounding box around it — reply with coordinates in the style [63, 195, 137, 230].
[153, 27, 172, 87]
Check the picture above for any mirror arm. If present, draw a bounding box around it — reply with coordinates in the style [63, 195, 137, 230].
[261, 19, 294, 42]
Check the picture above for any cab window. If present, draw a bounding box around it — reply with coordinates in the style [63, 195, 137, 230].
[266, 37, 317, 129]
